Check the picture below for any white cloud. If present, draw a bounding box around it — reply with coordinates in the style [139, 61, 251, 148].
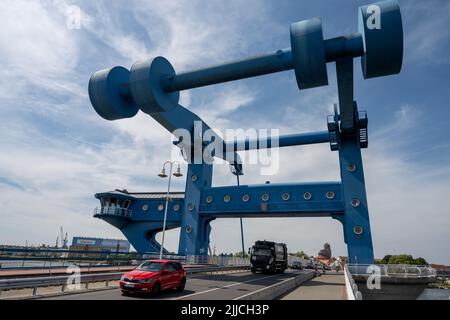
[0, 0, 83, 99]
[402, 1, 450, 65]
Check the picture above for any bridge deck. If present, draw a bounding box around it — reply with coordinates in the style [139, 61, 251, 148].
[281, 272, 345, 300]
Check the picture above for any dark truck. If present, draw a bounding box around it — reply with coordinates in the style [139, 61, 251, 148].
[249, 241, 288, 274]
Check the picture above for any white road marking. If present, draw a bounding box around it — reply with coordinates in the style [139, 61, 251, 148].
[233, 276, 294, 300]
[171, 274, 282, 300]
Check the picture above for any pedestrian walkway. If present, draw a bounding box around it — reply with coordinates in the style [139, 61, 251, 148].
[281, 272, 346, 300]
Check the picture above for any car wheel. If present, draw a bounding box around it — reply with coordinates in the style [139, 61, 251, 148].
[177, 278, 186, 292]
[251, 268, 256, 274]
[151, 282, 161, 296]
[121, 290, 130, 296]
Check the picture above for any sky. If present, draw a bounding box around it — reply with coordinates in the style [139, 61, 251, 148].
[0, 0, 449, 264]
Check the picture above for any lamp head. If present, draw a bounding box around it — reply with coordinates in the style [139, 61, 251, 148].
[173, 165, 183, 177]
[158, 168, 168, 178]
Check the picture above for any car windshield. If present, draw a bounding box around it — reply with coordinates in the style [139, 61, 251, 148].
[136, 261, 164, 272]
[253, 248, 272, 256]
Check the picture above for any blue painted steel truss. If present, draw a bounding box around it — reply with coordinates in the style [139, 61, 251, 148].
[90, 1, 404, 264]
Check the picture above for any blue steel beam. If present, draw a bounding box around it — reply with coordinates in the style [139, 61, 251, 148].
[224, 131, 331, 152]
[160, 35, 364, 93]
[199, 182, 344, 218]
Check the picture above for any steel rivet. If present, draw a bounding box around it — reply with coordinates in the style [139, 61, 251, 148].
[282, 193, 290, 201]
[261, 193, 269, 202]
[206, 195, 213, 204]
[347, 164, 357, 172]
[224, 195, 231, 203]
[326, 191, 335, 200]
[157, 204, 164, 211]
[173, 204, 180, 212]
[188, 203, 195, 211]
[185, 225, 193, 234]
[242, 194, 250, 202]
[353, 225, 363, 235]
[304, 192, 312, 200]
[142, 204, 149, 211]
[191, 174, 198, 182]
[351, 198, 361, 207]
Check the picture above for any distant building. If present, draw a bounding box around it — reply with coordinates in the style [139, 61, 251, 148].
[430, 264, 450, 271]
[318, 243, 332, 259]
[71, 237, 130, 253]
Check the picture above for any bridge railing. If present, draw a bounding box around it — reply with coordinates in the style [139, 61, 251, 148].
[93, 206, 132, 218]
[347, 264, 437, 278]
[0, 247, 249, 271]
[344, 264, 362, 300]
[184, 255, 249, 266]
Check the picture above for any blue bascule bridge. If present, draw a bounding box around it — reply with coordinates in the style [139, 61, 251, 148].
[88, 0, 403, 264]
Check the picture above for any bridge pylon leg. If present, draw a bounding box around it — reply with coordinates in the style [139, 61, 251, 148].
[338, 134, 374, 264]
[121, 222, 178, 253]
[335, 57, 374, 265]
[178, 163, 214, 256]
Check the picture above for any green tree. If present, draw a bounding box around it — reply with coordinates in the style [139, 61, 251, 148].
[413, 257, 428, 265]
[234, 251, 249, 258]
[378, 254, 428, 265]
[289, 251, 309, 259]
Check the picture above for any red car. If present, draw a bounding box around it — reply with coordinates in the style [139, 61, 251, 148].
[119, 260, 186, 295]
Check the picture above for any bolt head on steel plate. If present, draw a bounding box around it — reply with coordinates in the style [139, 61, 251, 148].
[88, 66, 139, 121]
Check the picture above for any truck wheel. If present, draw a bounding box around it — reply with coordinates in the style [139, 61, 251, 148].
[251, 268, 257, 274]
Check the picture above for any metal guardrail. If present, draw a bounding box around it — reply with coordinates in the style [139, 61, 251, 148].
[93, 206, 132, 218]
[0, 265, 250, 298]
[185, 255, 249, 266]
[0, 272, 122, 292]
[347, 264, 437, 278]
[0, 247, 248, 270]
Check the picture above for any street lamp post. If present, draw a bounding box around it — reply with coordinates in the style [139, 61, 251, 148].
[158, 161, 183, 260]
[236, 174, 245, 258]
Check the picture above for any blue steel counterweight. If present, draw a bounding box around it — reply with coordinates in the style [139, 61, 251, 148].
[88, 0, 403, 264]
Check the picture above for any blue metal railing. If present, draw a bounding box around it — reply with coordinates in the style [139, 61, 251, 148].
[93, 206, 132, 218]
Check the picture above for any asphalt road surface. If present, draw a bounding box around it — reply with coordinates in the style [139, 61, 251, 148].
[43, 270, 309, 300]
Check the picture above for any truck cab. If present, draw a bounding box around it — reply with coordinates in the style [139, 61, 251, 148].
[250, 240, 287, 274]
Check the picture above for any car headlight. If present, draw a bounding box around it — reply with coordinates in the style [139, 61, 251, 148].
[120, 275, 125, 281]
[138, 278, 154, 284]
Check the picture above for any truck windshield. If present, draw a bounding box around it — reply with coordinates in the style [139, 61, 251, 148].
[253, 248, 272, 256]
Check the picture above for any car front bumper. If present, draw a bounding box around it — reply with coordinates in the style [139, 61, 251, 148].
[119, 280, 153, 292]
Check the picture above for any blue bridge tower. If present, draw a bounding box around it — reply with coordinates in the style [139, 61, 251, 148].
[88, 0, 403, 264]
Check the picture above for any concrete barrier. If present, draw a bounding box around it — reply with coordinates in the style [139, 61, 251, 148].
[235, 271, 315, 300]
